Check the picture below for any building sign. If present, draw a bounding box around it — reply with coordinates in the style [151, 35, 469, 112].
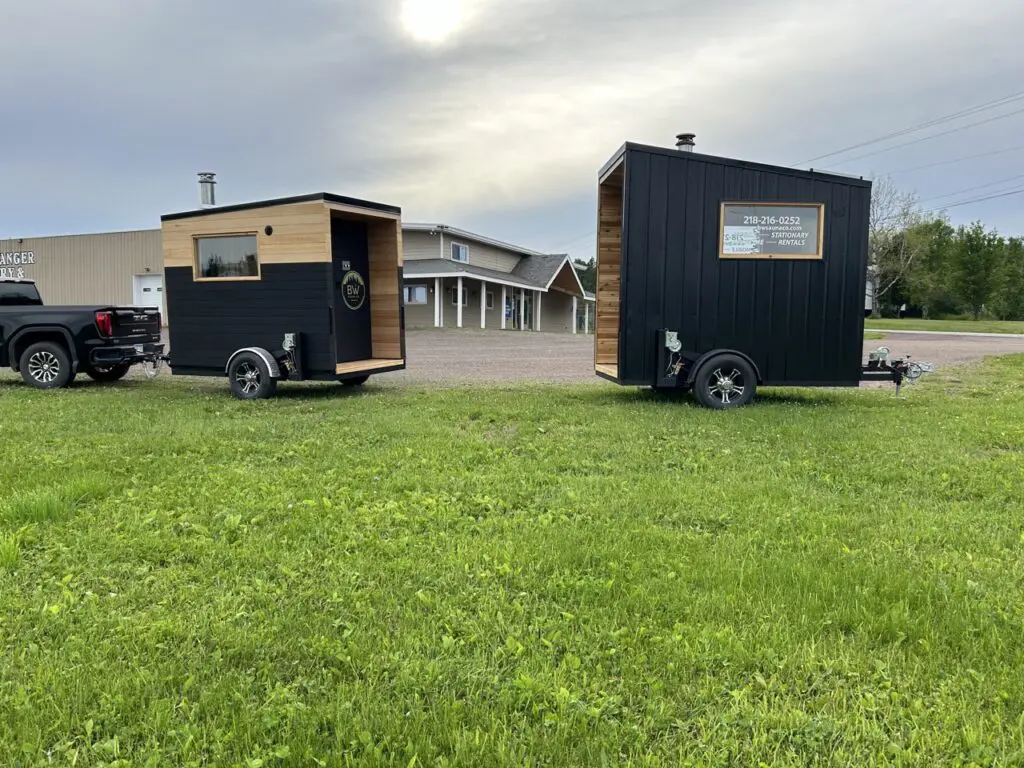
[0, 251, 35, 279]
[719, 203, 824, 260]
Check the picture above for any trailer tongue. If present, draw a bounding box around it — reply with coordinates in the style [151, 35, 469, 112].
[860, 346, 936, 396]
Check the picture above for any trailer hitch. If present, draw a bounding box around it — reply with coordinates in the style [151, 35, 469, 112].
[861, 346, 935, 395]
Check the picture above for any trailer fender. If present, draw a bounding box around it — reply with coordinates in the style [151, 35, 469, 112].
[686, 349, 763, 386]
[225, 347, 282, 379]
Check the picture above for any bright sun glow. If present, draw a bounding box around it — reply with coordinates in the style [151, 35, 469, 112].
[399, 0, 471, 45]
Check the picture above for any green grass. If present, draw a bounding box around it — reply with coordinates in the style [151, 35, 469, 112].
[865, 318, 1024, 334]
[2, 361, 1024, 766]
[863, 331, 886, 340]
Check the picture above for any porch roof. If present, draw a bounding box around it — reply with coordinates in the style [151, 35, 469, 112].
[403, 259, 547, 292]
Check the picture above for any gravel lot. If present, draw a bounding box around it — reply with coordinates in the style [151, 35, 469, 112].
[385, 329, 1024, 387]
[2, 329, 1022, 391]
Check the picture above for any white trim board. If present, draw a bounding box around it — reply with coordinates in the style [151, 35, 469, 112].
[404, 271, 541, 293]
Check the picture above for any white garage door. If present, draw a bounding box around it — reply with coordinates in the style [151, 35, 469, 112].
[133, 274, 165, 318]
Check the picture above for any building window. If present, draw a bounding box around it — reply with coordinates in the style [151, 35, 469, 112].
[486, 290, 494, 310]
[195, 234, 259, 279]
[451, 285, 468, 306]
[451, 242, 469, 263]
[404, 284, 428, 305]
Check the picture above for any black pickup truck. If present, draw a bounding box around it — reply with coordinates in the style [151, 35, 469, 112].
[0, 278, 165, 389]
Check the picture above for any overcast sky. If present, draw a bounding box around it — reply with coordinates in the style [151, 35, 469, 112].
[2, 0, 1023, 261]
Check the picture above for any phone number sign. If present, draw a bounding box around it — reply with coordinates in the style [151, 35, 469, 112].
[719, 204, 824, 259]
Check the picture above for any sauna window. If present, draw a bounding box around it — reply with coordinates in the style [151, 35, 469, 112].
[195, 234, 260, 280]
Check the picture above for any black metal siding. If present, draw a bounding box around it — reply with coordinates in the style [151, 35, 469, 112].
[620, 146, 870, 387]
[164, 263, 336, 375]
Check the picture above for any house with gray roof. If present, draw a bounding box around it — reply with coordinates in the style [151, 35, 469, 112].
[400, 224, 594, 333]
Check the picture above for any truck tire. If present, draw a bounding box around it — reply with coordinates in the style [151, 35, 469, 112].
[227, 350, 277, 400]
[86, 364, 131, 383]
[19, 341, 74, 390]
[692, 353, 756, 410]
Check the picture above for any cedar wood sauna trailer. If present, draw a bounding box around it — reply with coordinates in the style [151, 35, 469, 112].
[160, 192, 405, 399]
[595, 134, 884, 409]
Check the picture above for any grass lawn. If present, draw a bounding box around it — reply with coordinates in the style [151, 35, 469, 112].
[865, 318, 1024, 335]
[2, 359, 1024, 766]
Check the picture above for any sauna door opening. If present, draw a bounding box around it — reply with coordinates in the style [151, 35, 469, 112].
[331, 217, 373, 363]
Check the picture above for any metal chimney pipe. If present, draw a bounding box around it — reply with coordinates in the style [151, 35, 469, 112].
[198, 172, 217, 207]
[675, 133, 696, 152]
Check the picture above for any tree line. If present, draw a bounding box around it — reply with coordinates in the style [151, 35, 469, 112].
[869, 177, 1023, 320]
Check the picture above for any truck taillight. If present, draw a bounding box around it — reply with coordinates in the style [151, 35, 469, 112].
[95, 310, 113, 337]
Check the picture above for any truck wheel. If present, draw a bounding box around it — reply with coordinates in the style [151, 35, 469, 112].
[87, 364, 131, 383]
[19, 341, 74, 390]
[692, 354, 756, 410]
[228, 351, 277, 400]
[339, 375, 369, 387]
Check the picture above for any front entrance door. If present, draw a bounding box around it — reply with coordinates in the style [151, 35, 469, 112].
[331, 218, 373, 363]
[133, 274, 165, 318]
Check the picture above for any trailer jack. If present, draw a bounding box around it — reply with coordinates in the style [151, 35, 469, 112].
[860, 346, 935, 395]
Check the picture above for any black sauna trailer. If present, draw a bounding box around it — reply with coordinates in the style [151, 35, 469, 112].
[160, 192, 406, 399]
[594, 138, 873, 409]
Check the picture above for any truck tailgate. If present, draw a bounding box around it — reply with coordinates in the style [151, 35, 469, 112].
[110, 307, 161, 340]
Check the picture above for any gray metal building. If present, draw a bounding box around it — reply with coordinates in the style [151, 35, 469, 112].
[2, 229, 166, 317]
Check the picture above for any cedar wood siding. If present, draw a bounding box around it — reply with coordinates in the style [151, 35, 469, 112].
[618, 145, 871, 387]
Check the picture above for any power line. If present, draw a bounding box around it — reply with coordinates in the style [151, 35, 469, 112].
[821, 106, 1024, 168]
[922, 185, 1024, 214]
[793, 88, 1024, 166]
[887, 143, 1024, 175]
[549, 230, 596, 253]
[918, 173, 1024, 204]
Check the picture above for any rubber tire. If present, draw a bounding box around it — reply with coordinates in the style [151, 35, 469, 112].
[227, 351, 278, 400]
[19, 341, 74, 390]
[86, 363, 131, 382]
[692, 354, 757, 410]
[339, 375, 370, 387]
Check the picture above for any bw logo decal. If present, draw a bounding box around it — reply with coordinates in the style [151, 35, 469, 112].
[341, 270, 366, 311]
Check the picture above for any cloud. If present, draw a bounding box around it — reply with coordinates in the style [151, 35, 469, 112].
[0, 0, 1023, 251]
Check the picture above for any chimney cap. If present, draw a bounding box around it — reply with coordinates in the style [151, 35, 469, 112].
[198, 172, 217, 207]
[675, 132, 696, 151]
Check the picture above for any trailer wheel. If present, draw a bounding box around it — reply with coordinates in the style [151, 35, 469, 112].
[339, 375, 369, 387]
[692, 354, 756, 410]
[227, 351, 278, 400]
[19, 341, 74, 390]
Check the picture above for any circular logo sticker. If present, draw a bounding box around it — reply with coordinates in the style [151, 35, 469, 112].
[341, 270, 366, 311]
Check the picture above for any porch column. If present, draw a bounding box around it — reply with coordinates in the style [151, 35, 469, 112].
[500, 285, 507, 330]
[585, 303, 590, 334]
[572, 295, 578, 334]
[519, 288, 525, 331]
[434, 278, 442, 328]
[480, 280, 487, 329]
[457, 276, 464, 328]
[534, 290, 542, 332]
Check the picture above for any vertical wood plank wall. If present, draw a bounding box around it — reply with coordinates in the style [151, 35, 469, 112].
[366, 217, 403, 360]
[596, 165, 624, 372]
